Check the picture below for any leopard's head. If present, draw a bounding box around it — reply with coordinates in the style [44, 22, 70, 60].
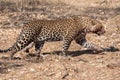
[91, 20, 105, 35]
[84, 18, 105, 35]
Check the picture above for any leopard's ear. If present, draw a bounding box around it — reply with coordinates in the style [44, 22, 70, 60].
[91, 24, 97, 32]
[91, 20, 101, 32]
[89, 19, 97, 31]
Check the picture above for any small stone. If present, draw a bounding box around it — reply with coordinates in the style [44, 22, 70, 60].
[107, 63, 120, 69]
[30, 68, 35, 72]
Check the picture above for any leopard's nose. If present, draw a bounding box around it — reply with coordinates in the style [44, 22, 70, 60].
[97, 33, 101, 36]
[103, 30, 106, 33]
[102, 29, 106, 34]
[97, 30, 105, 36]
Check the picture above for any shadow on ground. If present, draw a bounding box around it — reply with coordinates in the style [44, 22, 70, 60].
[36, 46, 119, 57]
[0, 61, 24, 74]
[0, 46, 119, 74]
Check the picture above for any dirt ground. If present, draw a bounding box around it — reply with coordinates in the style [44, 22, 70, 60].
[0, 0, 120, 80]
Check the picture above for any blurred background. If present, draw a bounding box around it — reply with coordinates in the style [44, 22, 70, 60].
[0, 0, 120, 27]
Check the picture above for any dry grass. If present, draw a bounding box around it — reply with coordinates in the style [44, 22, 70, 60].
[0, 0, 42, 12]
[0, 0, 120, 28]
[1, 0, 120, 12]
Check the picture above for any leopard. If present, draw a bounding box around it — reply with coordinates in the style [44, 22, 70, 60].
[0, 16, 105, 60]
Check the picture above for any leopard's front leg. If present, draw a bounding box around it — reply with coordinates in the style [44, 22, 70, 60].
[75, 34, 103, 52]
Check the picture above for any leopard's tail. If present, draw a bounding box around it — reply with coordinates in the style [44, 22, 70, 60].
[0, 34, 33, 54]
[0, 40, 30, 59]
[0, 31, 33, 54]
[0, 47, 13, 53]
[0, 40, 26, 53]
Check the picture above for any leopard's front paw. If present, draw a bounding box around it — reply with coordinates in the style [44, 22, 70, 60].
[92, 47, 104, 53]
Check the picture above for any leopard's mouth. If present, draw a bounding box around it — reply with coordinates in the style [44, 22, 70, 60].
[96, 30, 105, 36]
[97, 32, 101, 36]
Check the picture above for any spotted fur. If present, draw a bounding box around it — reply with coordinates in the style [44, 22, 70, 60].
[0, 16, 105, 59]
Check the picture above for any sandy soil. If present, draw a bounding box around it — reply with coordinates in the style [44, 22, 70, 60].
[0, 0, 120, 80]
